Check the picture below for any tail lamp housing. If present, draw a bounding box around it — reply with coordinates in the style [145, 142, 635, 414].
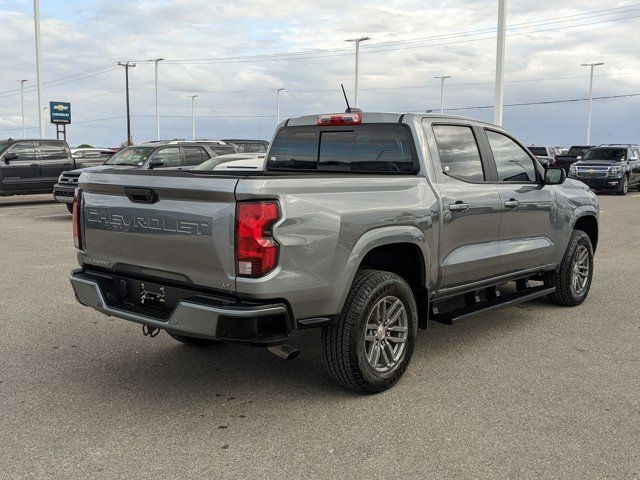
[236, 201, 280, 277]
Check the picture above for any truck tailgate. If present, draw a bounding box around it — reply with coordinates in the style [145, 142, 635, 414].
[78, 171, 238, 294]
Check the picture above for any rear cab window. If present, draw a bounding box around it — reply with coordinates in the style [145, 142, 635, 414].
[432, 125, 485, 182]
[267, 124, 418, 174]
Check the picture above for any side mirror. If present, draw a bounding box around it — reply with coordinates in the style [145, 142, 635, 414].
[148, 158, 163, 168]
[545, 167, 566, 185]
[4, 152, 18, 162]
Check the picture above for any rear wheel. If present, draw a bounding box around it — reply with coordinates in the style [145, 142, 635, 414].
[547, 230, 593, 306]
[617, 175, 629, 195]
[167, 332, 220, 346]
[66, 203, 73, 213]
[322, 270, 418, 394]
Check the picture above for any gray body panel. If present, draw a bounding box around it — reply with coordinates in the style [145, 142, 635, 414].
[74, 113, 599, 327]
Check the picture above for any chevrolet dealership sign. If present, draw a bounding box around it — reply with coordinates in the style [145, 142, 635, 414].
[50, 101, 71, 124]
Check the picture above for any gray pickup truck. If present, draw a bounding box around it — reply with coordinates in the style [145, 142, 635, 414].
[69, 112, 599, 393]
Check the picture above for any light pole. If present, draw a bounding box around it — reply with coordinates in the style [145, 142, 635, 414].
[118, 62, 136, 145]
[581, 62, 604, 144]
[19, 80, 28, 138]
[150, 58, 164, 141]
[434, 76, 452, 114]
[33, 0, 45, 138]
[189, 95, 198, 140]
[493, 0, 507, 126]
[275, 88, 284, 126]
[345, 36, 370, 108]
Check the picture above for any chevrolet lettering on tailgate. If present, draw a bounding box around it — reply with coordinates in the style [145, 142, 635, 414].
[85, 207, 212, 236]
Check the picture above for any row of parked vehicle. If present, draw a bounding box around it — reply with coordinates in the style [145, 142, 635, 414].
[0, 138, 270, 211]
[529, 143, 640, 195]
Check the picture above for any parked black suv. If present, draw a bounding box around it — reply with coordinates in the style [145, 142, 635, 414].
[53, 140, 236, 211]
[568, 144, 640, 195]
[0, 139, 104, 197]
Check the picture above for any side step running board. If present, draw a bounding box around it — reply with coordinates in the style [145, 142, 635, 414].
[431, 285, 556, 326]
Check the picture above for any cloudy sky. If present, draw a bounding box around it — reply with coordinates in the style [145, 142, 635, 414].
[1, 0, 639, 147]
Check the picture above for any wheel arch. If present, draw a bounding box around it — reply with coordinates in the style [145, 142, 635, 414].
[573, 214, 598, 252]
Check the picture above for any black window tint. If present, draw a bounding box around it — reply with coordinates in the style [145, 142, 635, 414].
[154, 147, 181, 167]
[486, 130, 537, 182]
[39, 142, 67, 161]
[528, 147, 548, 156]
[433, 125, 485, 182]
[267, 126, 318, 170]
[6, 141, 36, 161]
[183, 147, 208, 166]
[318, 125, 416, 173]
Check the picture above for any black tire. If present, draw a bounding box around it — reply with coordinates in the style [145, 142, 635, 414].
[547, 230, 594, 306]
[617, 175, 629, 196]
[167, 331, 220, 346]
[66, 203, 74, 213]
[321, 269, 418, 394]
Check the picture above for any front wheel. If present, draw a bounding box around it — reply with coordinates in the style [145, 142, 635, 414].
[547, 230, 594, 306]
[322, 270, 418, 394]
[617, 176, 629, 195]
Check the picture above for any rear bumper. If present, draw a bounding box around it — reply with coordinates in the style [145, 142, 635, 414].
[53, 183, 76, 203]
[569, 175, 623, 190]
[69, 269, 292, 346]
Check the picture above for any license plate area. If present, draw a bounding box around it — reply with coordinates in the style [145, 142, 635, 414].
[101, 277, 179, 320]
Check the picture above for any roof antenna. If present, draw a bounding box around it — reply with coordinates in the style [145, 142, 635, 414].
[341, 84, 361, 114]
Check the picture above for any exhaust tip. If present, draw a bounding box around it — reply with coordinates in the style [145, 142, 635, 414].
[267, 344, 299, 360]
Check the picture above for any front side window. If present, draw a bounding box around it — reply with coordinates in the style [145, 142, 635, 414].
[104, 147, 154, 166]
[432, 125, 485, 182]
[153, 147, 181, 167]
[6, 142, 36, 161]
[252, 143, 267, 153]
[486, 130, 537, 182]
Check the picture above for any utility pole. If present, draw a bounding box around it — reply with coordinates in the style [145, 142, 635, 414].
[434, 76, 452, 114]
[33, 0, 45, 138]
[581, 62, 604, 144]
[276, 88, 284, 126]
[19, 80, 28, 138]
[150, 58, 164, 140]
[189, 95, 198, 140]
[493, 0, 507, 126]
[345, 36, 370, 108]
[118, 61, 136, 145]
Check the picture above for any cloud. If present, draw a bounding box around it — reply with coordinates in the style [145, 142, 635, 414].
[0, 0, 638, 146]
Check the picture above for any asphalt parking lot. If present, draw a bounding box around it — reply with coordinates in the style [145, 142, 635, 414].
[1, 193, 639, 479]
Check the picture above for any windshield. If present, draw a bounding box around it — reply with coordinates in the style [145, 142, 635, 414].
[0, 142, 8, 152]
[583, 148, 626, 162]
[104, 146, 155, 166]
[529, 147, 548, 156]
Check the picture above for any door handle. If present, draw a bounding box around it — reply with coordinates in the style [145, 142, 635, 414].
[449, 201, 469, 211]
[504, 199, 520, 208]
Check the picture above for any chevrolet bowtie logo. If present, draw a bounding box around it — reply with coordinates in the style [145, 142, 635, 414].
[53, 104, 69, 111]
[588, 169, 595, 174]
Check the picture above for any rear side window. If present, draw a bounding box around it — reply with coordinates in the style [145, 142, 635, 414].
[39, 142, 68, 161]
[252, 143, 267, 153]
[267, 124, 417, 173]
[433, 125, 485, 182]
[182, 146, 210, 166]
[486, 130, 537, 182]
[212, 146, 236, 157]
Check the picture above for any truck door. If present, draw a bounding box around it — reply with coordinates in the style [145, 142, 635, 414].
[481, 129, 557, 275]
[0, 141, 40, 193]
[628, 148, 640, 187]
[428, 123, 503, 288]
[38, 141, 73, 190]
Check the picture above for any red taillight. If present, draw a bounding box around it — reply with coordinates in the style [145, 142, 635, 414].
[73, 188, 82, 249]
[317, 113, 362, 126]
[236, 201, 280, 277]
